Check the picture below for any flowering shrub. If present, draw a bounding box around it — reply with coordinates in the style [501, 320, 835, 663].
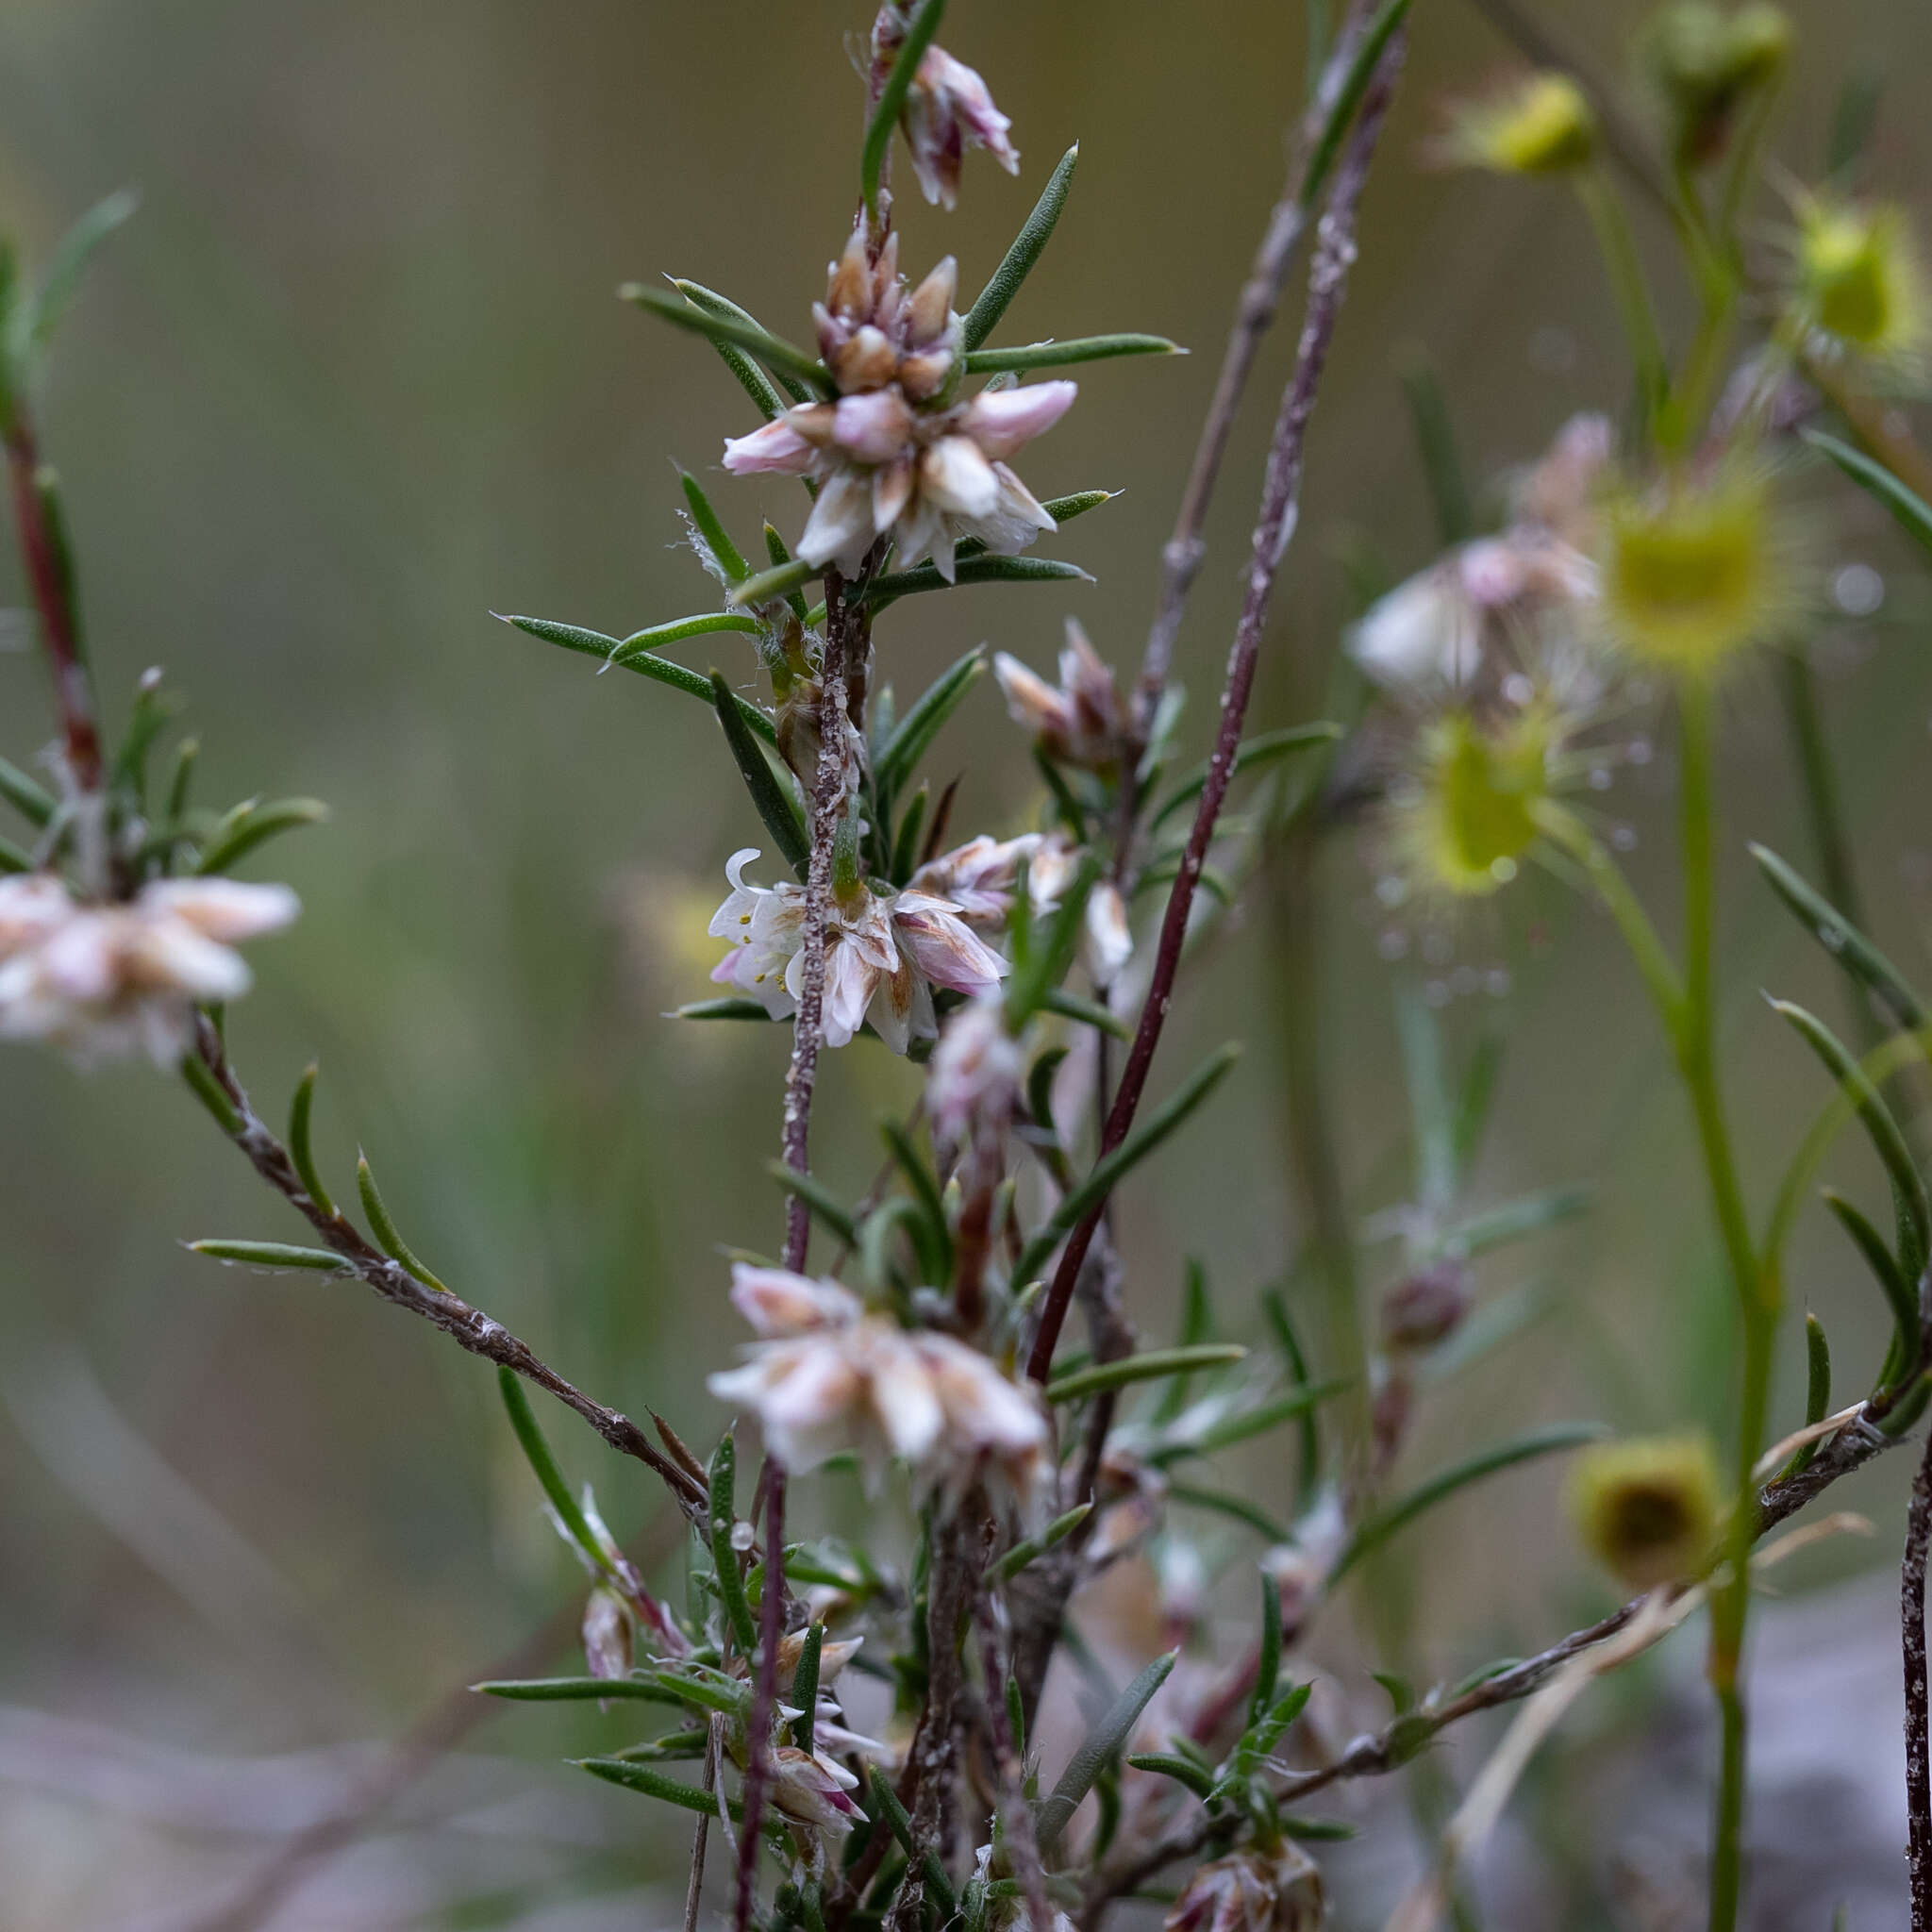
[8, 3, 1932, 1928]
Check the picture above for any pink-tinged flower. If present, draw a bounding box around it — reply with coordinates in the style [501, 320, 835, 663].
[0, 874, 299, 1066]
[708, 1264, 1049, 1504]
[991, 618, 1124, 769]
[707, 848, 1007, 1053]
[1165, 1847, 1325, 1932]
[926, 993, 1024, 1154]
[908, 832, 1040, 927]
[581, 1586, 632, 1682]
[900, 43, 1021, 209]
[731, 1264, 863, 1338]
[770, 1745, 866, 1835]
[721, 219, 1075, 582]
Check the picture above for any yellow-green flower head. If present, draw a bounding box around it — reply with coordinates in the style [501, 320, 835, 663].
[1642, 3, 1792, 164]
[1568, 1432, 1723, 1591]
[1597, 467, 1793, 675]
[1445, 73, 1597, 176]
[1397, 704, 1555, 899]
[1787, 192, 1928, 370]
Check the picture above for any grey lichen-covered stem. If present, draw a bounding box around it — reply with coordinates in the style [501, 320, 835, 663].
[1025, 33, 1406, 1389]
[1907, 1425, 1932, 1928]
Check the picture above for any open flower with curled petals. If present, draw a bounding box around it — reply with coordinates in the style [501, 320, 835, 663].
[872, 9, 1019, 210]
[992, 618, 1124, 770]
[708, 848, 1007, 1053]
[723, 221, 1075, 581]
[907, 831, 1041, 928]
[708, 1263, 1049, 1507]
[0, 874, 299, 1066]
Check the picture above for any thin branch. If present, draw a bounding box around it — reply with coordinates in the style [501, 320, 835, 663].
[3, 411, 104, 797]
[1128, 0, 1370, 743]
[1086, 1395, 1915, 1911]
[687, 1724, 721, 1932]
[1026, 33, 1406, 1386]
[735, 1471, 789, 1932]
[186, 1015, 709, 1527]
[1907, 1424, 1932, 1928]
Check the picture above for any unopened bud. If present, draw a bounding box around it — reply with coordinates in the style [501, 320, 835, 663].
[1380, 1259, 1473, 1352]
[1644, 3, 1791, 166]
[582, 1586, 632, 1682]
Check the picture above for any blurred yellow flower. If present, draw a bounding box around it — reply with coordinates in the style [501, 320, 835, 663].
[1787, 193, 1928, 370]
[1569, 1432, 1723, 1591]
[1443, 73, 1596, 177]
[1398, 705, 1554, 899]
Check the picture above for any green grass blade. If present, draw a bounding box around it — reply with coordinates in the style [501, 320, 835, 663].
[621, 283, 831, 396]
[1751, 842, 1926, 1031]
[497, 1366, 608, 1574]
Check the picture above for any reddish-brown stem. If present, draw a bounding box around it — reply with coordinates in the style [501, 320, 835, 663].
[5, 416, 104, 796]
[735, 1471, 788, 1932]
[1907, 1423, 1932, 1927]
[1026, 41, 1405, 1386]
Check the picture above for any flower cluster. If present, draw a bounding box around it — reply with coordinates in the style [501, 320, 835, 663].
[706, 1264, 1050, 1507]
[0, 873, 298, 1065]
[723, 222, 1076, 580]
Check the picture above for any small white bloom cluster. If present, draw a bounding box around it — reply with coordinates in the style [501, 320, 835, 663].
[0, 873, 298, 1065]
[723, 223, 1075, 582]
[707, 1264, 1050, 1509]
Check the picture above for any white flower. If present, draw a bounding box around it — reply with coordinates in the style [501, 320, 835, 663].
[722, 221, 1075, 582]
[901, 43, 1020, 209]
[991, 618, 1124, 770]
[770, 1745, 866, 1835]
[708, 1263, 1050, 1505]
[908, 832, 1040, 928]
[926, 993, 1024, 1153]
[0, 874, 299, 1065]
[707, 848, 1007, 1053]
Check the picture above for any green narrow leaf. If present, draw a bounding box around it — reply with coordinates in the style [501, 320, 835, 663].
[1035, 1650, 1177, 1847]
[962, 334, 1184, 375]
[497, 1366, 609, 1574]
[1398, 350, 1474, 546]
[500, 612, 775, 737]
[1039, 987, 1131, 1041]
[1011, 1046, 1240, 1285]
[288, 1063, 336, 1219]
[357, 1154, 453, 1293]
[195, 798, 327, 876]
[620, 282, 831, 396]
[180, 1052, 243, 1135]
[1025, 1045, 1069, 1151]
[861, 0, 948, 218]
[673, 997, 776, 1023]
[1125, 1753, 1215, 1800]
[0, 753, 56, 827]
[188, 1239, 346, 1272]
[1452, 1028, 1507, 1174]
[578, 1757, 765, 1827]
[1045, 1344, 1248, 1405]
[987, 1501, 1091, 1584]
[1771, 997, 1931, 1269]
[881, 1117, 953, 1284]
[763, 525, 812, 622]
[1395, 975, 1457, 1217]
[1821, 1189, 1918, 1374]
[670, 279, 808, 411]
[869, 1766, 958, 1911]
[0, 831, 28, 873]
[1149, 724, 1341, 829]
[955, 489, 1114, 567]
[476, 1675, 683, 1703]
[681, 472, 749, 585]
[874, 648, 986, 797]
[890, 784, 930, 886]
[1803, 428, 1932, 560]
[1004, 856, 1100, 1032]
[1751, 843, 1925, 1031]
[862, 554, 1093, 611]
[1300, 0, 1413, 213]
[1436, 1185, 1591, 1260]
[23, 188, 140, 360]
[708, 1433, 759, 1656]
[1826, 64, 1883, 183]
[727, 555, 821, 610]
[1165, 1481, 1290, 1542]
[770, 1161, 859, 1249]
[1152, 1376, 1352, 1465]
[710, 669, 808, 877]
[790, 1623, 824, 1750]
[1329, 1423, 1607, 1584]
[1259, 1285, 1321, 1502]
[1250, 1571, 1283, 1724]
[963, 144, 1079, 352]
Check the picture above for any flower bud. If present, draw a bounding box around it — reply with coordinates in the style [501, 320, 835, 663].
[581, 1586, 632, 1682]
[1380, 1260, 1474, 1352]
[1568, 1432, 1723, 1591]
[1165, 1845, 1324, 1932]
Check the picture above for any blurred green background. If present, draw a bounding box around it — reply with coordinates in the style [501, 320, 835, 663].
[3, 0, 1931, 1924]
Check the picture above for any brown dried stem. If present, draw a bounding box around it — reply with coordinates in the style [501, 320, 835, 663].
[1026, 35, 1405, 1386]
[1907, 1424, 1932, 1928]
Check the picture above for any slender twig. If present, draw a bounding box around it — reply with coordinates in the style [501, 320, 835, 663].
[1026, 35, 1406, 1386]
[687, 1723, 721, 1932]
[976, 1608, 1053, 1932]
[1127, 0, 1372, 745]
[185, 1015, 709, 1526]
[1907, 1424, 1932, 1928]
[735, 1474, 789, 1932]
[1088, 1395, 1914, 1912]
[3, 411, 104, 797]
